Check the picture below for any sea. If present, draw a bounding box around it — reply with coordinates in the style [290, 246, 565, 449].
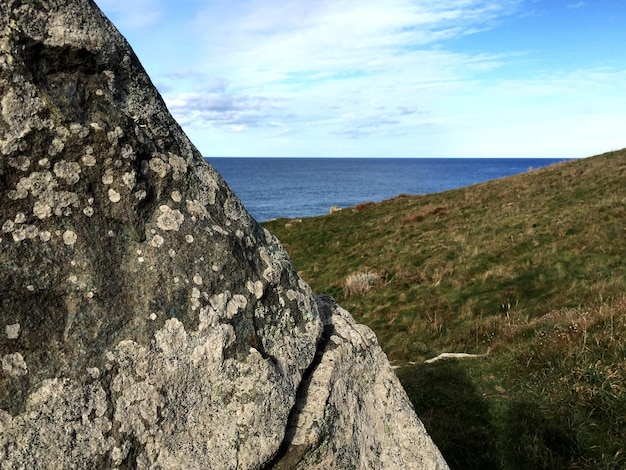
[207, 157, 570, 222]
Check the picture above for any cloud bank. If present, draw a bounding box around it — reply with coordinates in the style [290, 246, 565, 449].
[95, 0, 626, 158]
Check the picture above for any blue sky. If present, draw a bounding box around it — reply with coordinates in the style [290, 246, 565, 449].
[93, 0, 626, 158]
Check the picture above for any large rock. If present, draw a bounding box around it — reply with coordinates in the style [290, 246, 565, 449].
[0, 0, 448, 468]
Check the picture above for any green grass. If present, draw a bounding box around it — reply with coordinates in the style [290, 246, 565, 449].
[264, 149, 626, 469]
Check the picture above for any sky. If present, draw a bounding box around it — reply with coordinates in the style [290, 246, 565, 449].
[93, 0, 626, 158]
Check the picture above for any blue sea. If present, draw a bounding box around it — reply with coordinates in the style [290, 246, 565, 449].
[207, 158, 570, 222]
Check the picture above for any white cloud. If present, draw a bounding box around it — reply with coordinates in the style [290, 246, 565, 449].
[94, 0, 625, 158]
[165, 89, 287, 133]
[189, 0, 524, 86]
[567, 2, 586, 9]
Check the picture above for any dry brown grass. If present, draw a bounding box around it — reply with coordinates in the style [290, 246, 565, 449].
[343, 271, 382, 297]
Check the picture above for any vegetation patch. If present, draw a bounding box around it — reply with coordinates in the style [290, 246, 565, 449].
[343, 271, 382, 297]
[264, 149, 626, 469]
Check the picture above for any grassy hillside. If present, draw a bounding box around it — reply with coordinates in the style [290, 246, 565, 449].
[264, 149, 626, 469]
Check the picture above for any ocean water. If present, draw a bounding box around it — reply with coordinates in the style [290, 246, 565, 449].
[207, 157, 569, 222]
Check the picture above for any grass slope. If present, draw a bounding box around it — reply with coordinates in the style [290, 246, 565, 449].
[264, 149, 626, 469]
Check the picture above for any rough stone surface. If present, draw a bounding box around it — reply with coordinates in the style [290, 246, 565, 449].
[0, 1, 447, 468]
[271, 295, 449, 469]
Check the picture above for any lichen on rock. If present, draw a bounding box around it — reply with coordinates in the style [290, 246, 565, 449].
[0, 0, 447, 468]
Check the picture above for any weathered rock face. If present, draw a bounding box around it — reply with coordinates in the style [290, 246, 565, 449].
[272, 295, 448, 469]
[0, 0, 447, 468]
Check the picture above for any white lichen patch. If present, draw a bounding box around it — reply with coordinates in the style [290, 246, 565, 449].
[150, 234, 164, 248]
[149, 156, 170, 178]
[52, 191, 80, 217]
[191, 287, 202, 310]
[63, 230, 77, 246]
[134, 189, 147, 201]
[209, 292, 248, 320]
[83, 206, 94, 217]
[53, 160, 81, 184]
[122, 171, 136, 190]
[108, 188, 121, 203]
[24, 225, 38, 240]
[48, 137, 65, 157]
[38, 158, 50, 168]
[2, 220, 14, 233]
[5, 323, 20, 339]
[195, 166, 218, 205]
[39, 230, 51, 242]
[82, 154, 96, 167]
[102, 171, 114, 185]
[227, 295, 248, 319]
[1, 86, 44, 145]
[186, 199, 209, 220]
[224, 198, 242, 221]
[69, 122, 88, 137]
[193, 274, 203, 286]
[107, 126, 123, 145]
[12, 225, 38, 242]
[8, 155, 30, 172]
[298, 278, 309, 291]
[12, 171, 57, 199]
[120, 144, 135, 160]
[168, 154, 187, 180]
[157, 206, 184, 231]
[154, 318, 188, 359]
[246, 280, 264, 300]
[33, 200, 52, 219]
[2, 352, 27, 376]
[185, 235, 194, 244]
[171, 190, 182, 203]
[169, 249, 176, 258]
